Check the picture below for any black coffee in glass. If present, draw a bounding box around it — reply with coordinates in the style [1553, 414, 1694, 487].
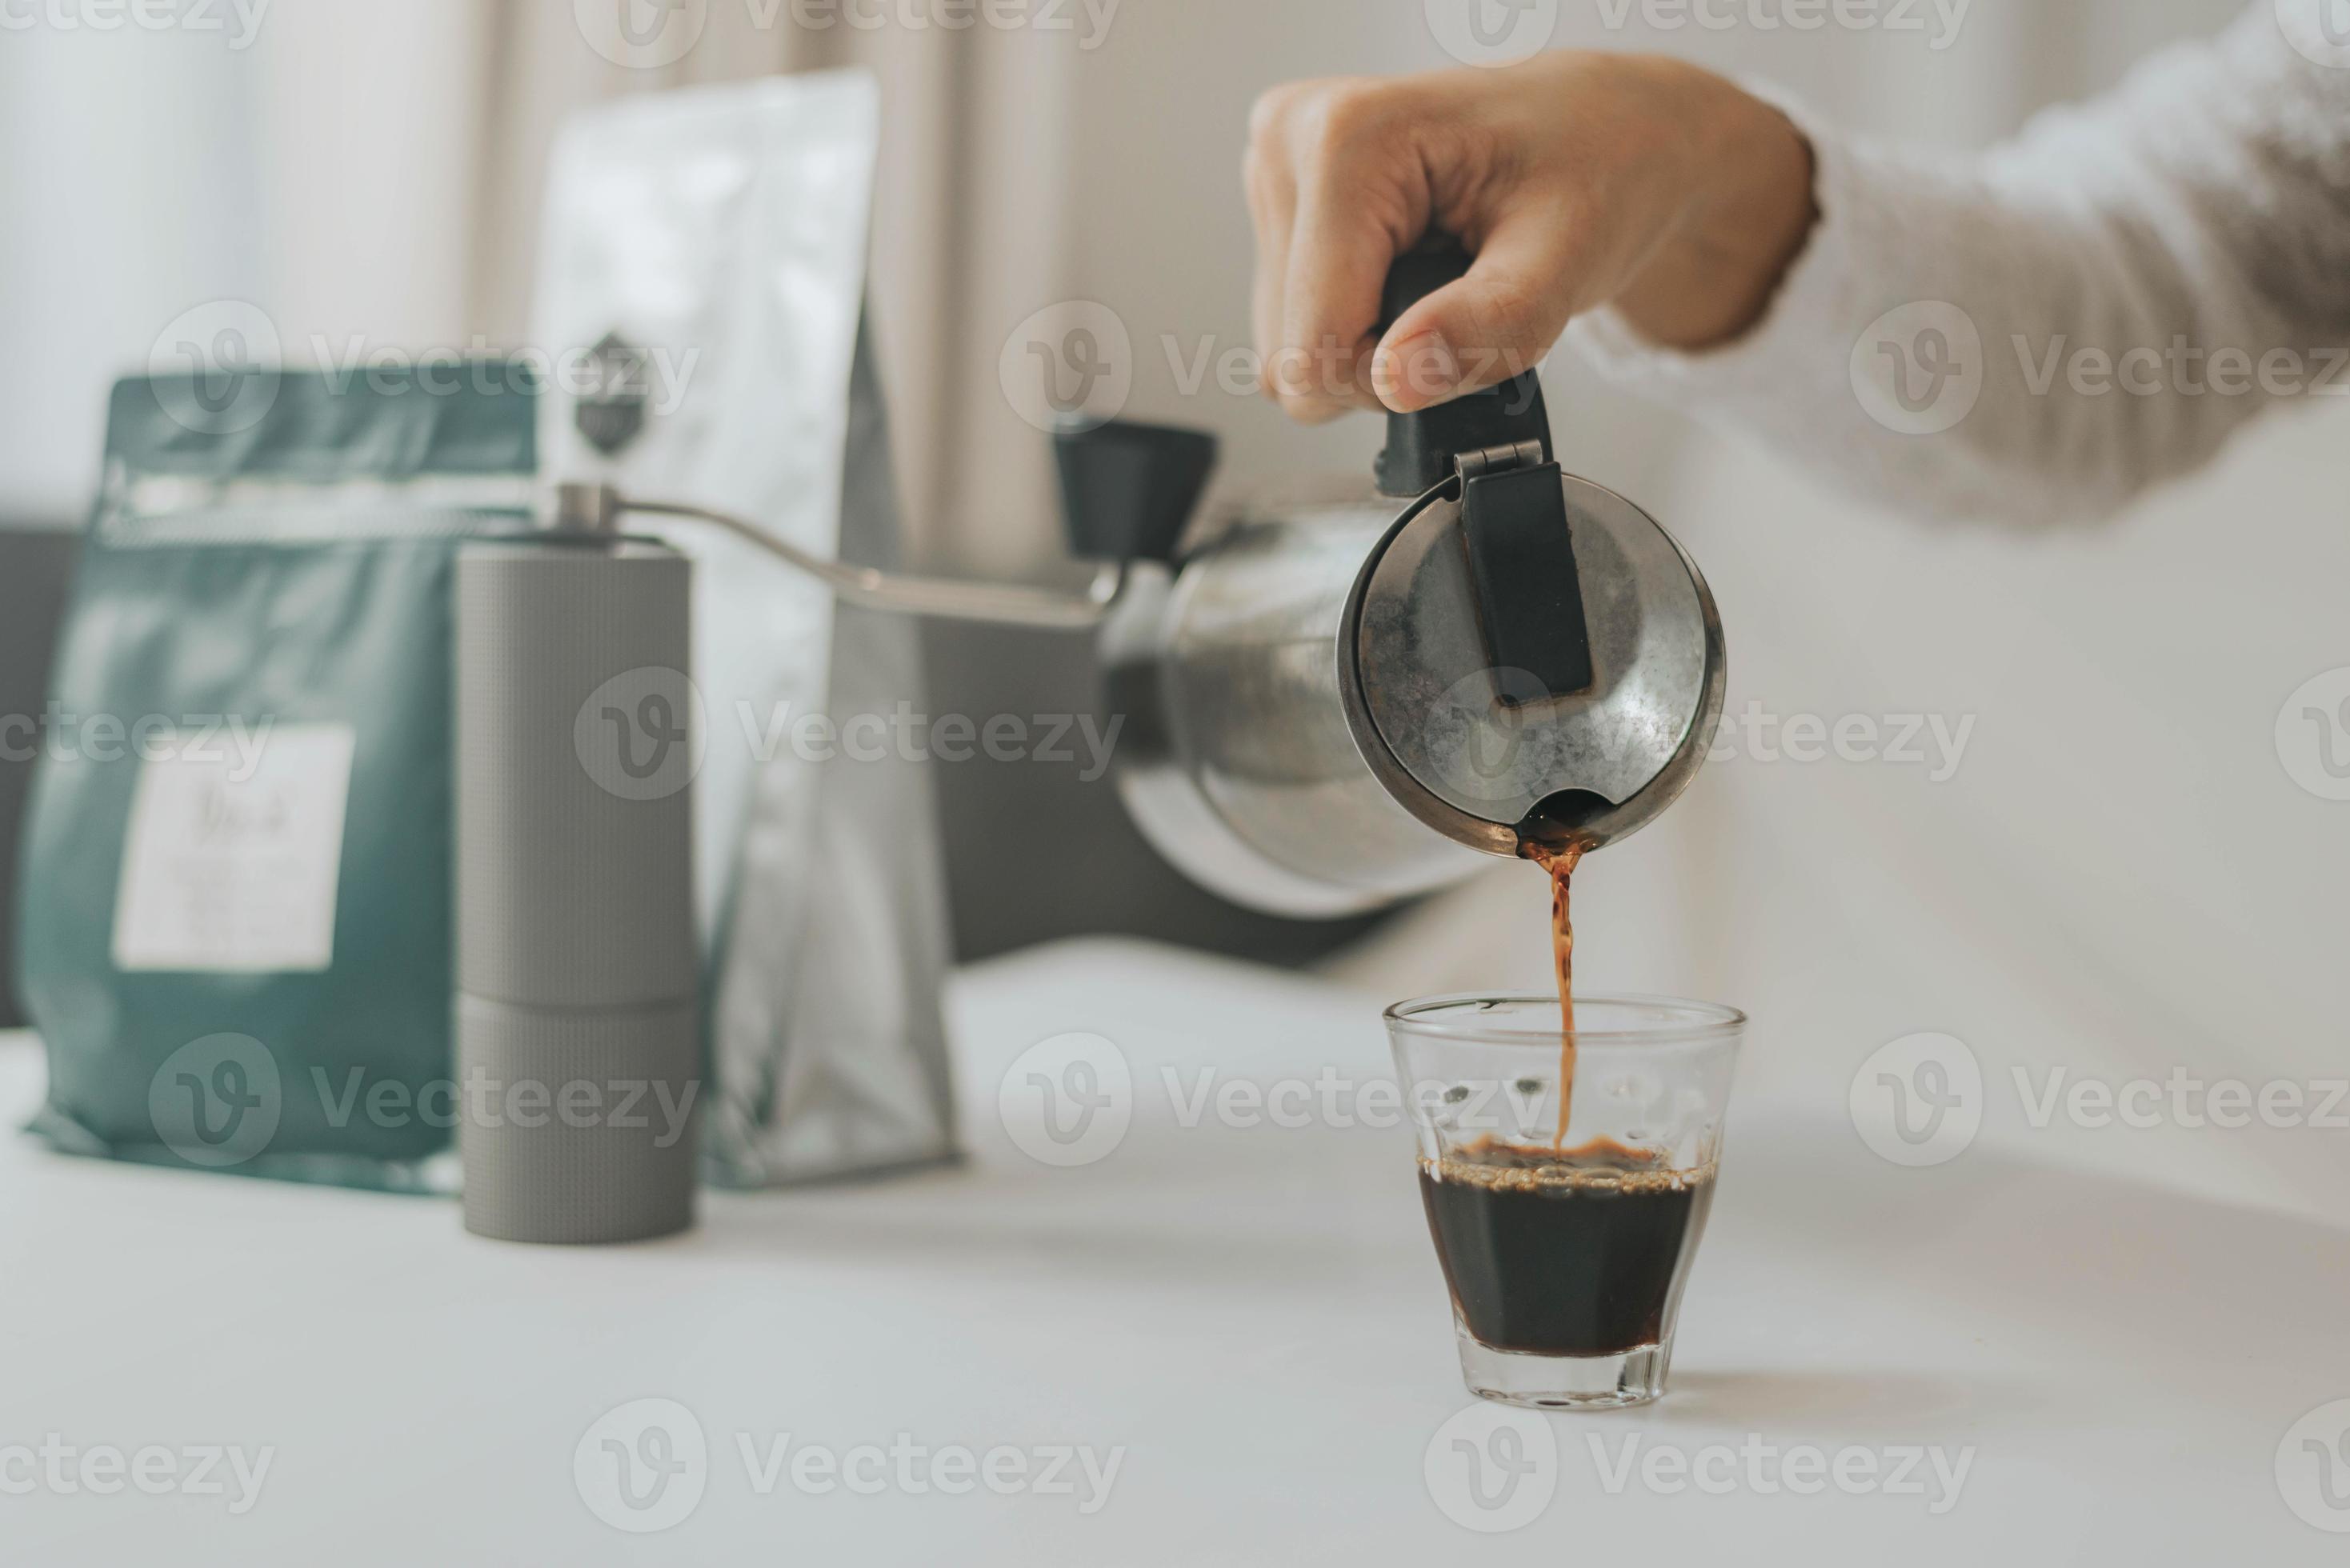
[1418, 1136, 1717, 1357]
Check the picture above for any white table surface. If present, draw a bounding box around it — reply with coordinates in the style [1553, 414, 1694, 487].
[2, 937, 2344, 1564]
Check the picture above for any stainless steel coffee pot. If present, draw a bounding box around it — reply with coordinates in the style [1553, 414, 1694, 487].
[552, 238, 1726, 920]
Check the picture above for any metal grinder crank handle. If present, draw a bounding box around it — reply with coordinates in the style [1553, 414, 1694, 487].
[541, 481, 1126, 631]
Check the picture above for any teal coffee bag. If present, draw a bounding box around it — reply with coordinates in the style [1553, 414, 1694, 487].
[16, 362, 538, 1189]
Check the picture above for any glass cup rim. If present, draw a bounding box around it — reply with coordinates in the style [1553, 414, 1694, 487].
[1384, 991, 1747, 1049]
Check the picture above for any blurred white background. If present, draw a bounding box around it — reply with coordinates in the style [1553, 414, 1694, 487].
[2, 0, 2342, 1226]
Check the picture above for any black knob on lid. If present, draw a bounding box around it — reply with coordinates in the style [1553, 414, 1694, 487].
[1054, 418, 1219, 564]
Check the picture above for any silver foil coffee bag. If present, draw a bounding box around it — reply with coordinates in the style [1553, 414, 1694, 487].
[533, 72, 957, 1186]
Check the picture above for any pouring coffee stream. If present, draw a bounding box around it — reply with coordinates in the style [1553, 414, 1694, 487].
[546, 236, 1724, 1125]
[1522, 840, 1584, 1146]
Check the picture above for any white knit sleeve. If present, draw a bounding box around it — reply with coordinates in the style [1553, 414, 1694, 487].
[1570, 4, 2350, 526]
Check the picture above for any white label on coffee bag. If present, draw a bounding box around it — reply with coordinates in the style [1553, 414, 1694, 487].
[111, 722, 356, 974]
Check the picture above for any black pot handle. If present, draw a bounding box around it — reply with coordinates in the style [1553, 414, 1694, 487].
[1373, 232, 1551, 498]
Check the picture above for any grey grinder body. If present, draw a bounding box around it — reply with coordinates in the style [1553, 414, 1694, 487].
[456, 539, 699, 1243]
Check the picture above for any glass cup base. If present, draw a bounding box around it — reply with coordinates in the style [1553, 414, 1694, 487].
[1455, 1323, 1669, 1410]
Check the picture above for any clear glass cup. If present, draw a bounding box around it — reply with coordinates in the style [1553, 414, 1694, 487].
[1387, 994, 1745, 1410]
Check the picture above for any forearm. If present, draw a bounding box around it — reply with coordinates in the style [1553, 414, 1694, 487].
[1577, 7, 2350, 527]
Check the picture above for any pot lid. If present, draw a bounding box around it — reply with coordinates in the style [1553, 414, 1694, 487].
[1343, 461, 1723, 852]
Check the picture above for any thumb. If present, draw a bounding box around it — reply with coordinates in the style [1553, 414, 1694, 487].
[1372, 210, 1582, 414]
